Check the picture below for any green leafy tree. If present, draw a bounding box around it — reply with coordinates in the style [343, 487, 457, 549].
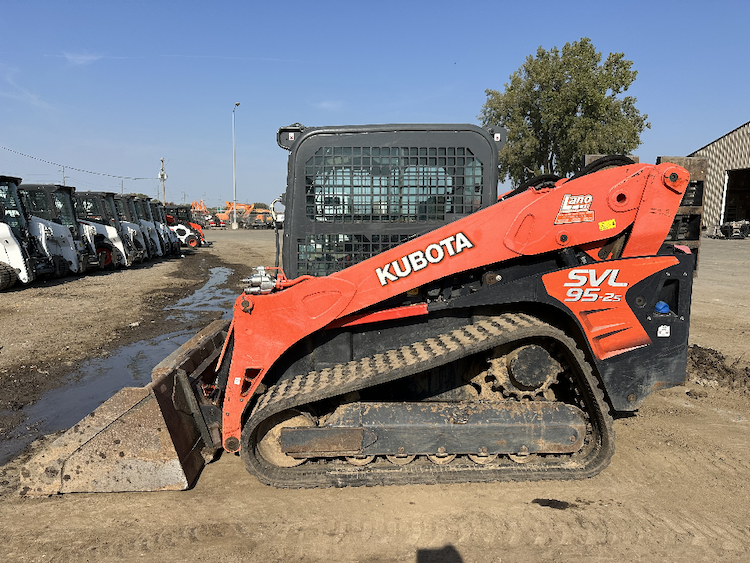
[480, 38, 650, 186]
[252, 202, 269, 210]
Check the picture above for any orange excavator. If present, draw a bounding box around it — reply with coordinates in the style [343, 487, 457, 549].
[215, 202, 258, 225]
[191, 199, 209, 216]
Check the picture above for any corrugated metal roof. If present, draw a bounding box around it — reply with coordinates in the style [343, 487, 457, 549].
[690, 119, 750, 156]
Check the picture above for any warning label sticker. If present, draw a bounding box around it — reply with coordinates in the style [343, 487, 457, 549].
[554, 194, 595, 225]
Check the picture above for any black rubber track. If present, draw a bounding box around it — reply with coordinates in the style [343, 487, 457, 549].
[0, 261, 17, 291]
[52, 255, 69, 278]
[240, 313, 615, 488]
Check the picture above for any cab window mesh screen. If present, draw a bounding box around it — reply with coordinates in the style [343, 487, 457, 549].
[305, 146, 483, 223]
[297, 233, 411, 276]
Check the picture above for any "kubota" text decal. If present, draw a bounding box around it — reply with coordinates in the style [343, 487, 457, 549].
[563, 268, 628, 302]
[376, 232, 474, 286]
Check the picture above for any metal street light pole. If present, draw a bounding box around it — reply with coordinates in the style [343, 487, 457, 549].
[159, 157, 167, 204]
[232, 101, 240, 229]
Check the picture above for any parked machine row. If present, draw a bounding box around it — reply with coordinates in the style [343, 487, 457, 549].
[164, 204, 210, 248]
[0, 176, 209, 291]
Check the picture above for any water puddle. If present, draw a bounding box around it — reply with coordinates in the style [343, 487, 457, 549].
[166, 266, 237, 320]
[0, 266, 239, 465]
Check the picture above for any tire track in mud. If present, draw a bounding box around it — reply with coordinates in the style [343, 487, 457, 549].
[2, 499, 748, 562]
[5, 402, 750, 562]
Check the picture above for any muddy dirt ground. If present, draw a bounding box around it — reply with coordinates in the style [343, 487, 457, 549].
[2, 232, 750, 562]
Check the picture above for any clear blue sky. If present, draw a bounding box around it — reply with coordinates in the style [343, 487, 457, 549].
[1, 0, 747, 207]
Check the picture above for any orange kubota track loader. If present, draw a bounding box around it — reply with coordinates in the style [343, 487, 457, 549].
[22, 124, 694, 495]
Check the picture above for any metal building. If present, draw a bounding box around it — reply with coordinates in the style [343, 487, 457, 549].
[690, 120, 750, 229]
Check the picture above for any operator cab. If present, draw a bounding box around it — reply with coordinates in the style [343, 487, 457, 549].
[278, 124, 504, 278]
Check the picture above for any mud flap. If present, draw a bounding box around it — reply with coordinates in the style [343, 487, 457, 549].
[20, 319, 230, 496]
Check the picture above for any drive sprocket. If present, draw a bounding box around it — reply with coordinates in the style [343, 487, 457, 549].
[487, 343, 562, 400]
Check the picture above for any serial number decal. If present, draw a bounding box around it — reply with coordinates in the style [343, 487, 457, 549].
[563, 268, 628, 302]
[555, 194, 595, 225]
[376, 232, 474, 286]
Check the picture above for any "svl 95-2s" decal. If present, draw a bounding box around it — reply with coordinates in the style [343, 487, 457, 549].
[563, 268, 628, 302]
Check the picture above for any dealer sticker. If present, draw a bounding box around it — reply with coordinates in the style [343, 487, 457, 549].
[555, 194, 595, 225]
[599, 219, 616, 231]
